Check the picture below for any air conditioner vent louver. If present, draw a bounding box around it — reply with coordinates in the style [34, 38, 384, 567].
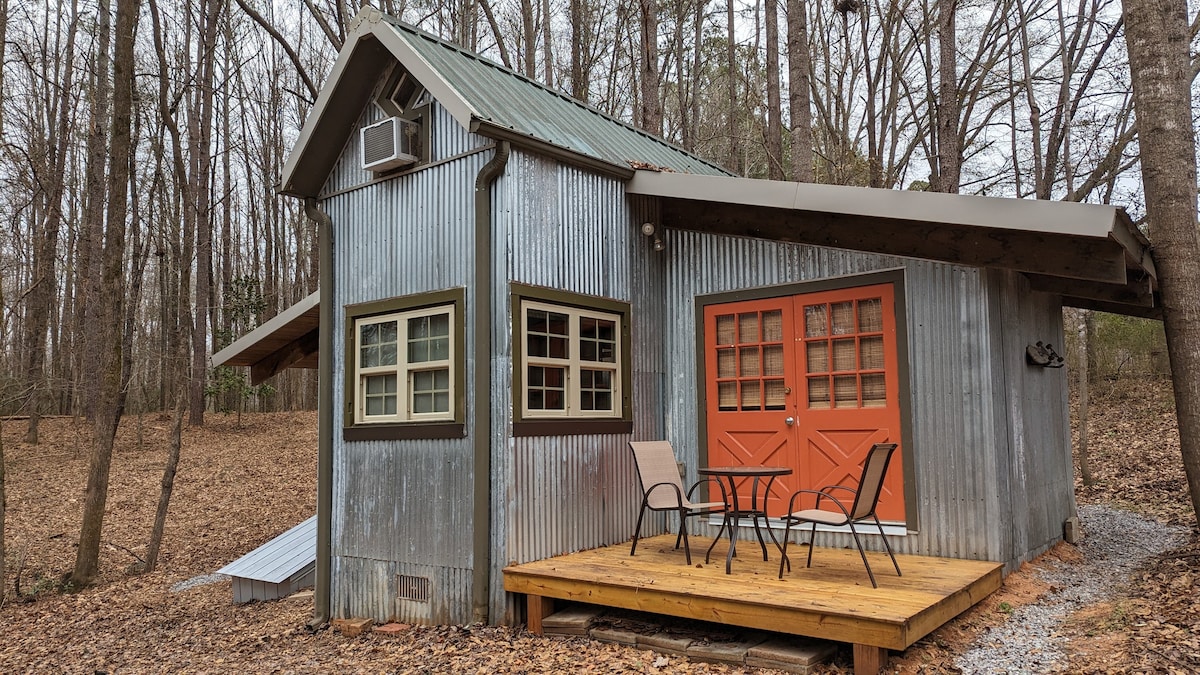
[361, 117, 419, 172]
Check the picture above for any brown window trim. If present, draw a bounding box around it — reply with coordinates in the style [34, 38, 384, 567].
[511, 283, 633, 436]
[344, 423, 466, 442]
[343, 288, 467, 440]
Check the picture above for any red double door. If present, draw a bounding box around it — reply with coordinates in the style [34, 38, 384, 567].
[703, 283, 905, 522]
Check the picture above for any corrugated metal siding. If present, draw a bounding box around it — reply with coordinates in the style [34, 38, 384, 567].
[663, 230, 1071, 569]
[323, 97, 490, 197]
[490, 154, 665, 621]
[323, 111, 487, 623]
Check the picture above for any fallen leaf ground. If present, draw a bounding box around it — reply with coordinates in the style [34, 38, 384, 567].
[0, 379, 1195, 673]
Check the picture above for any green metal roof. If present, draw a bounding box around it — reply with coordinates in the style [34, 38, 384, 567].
[377, 17, 730, 177]
[279, 9, 729, 196]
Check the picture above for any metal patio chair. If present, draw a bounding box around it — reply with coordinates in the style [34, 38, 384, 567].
[777, 442, 902, 588]
[629, 441, 729, 565]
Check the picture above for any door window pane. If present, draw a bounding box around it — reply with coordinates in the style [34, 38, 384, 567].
[739, 346, 761, 377]
[806, 342, 828, 373]
[832, 338, 857, 371]
[804, 305, 827, 337]
[834, 375, 858, 408]
[858, 298, 883, 332]
[807, 377, 830, 409]
[860, 336, 884, 370]
[716, 314, 736, 345]
[738, 313, 760, 343]
[831, 302, 855, 335]
[762, 310, 783, 342]
[740, 380, 761, 410]
[763, 345, 784, 376]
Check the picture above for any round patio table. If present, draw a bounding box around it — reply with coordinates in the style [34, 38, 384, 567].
[698, 466, 792, 574]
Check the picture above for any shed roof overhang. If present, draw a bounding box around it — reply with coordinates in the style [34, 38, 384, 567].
[628, 172, 1159, 319]
[210, 291, 320, 384]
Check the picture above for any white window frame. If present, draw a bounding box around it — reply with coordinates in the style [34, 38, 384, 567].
[353, 304, 455, 424]
[520, 300, 623, 419]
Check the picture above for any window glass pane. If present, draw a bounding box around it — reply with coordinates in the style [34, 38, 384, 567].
[834, 375, 858, 408]
[580, 340, 596, 362]
[804, 305, 827, 337]
[580, 370, 593, 388]
[806, 342, 828, 373]
[739, 346, 761, 377]
[549, 336, 568, 359]
[763, 345, 784, 376]
[860, 336, 884, 370]
[408, 338, 429, 363]
[716, 315, 735, 345]
[430, 336, 449, 361]
[361, 344, 379, 368]
[765, 379, 786, 410]
[527, 365, 566, 410]
[380, 343, 397, 366]
[527, 309, 547, 334]
[762, 310, 783, 342]
[740, 381, 761, 410]
[581, 317, 598, 339]
[581, 391, 594, 410]
[862, 374, 886, 407]
[434, 392, 449, 411]
[429, 313, 450, 337]
[548, 312, 569, 336]
[858, 298, 883, 332]
[832, 338, 857, 371]
[544, 389, 564, 409]
[528, 334, 548, 358]
[413, 393, 433, 414]
[717, 348, 736, 378]
[361, 323, 379, 345]
[738, 313, 759, 343]
[718, 381, 737, 410]
[808, 377, 830, 409]
[364, 374, 397, 417]
[410, 316, 428, 339]
[831, 302, 854, 335]
[594, 392, 611, 410]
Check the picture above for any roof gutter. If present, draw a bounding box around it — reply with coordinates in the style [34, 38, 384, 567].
[472, 120, 634, 181]
[472, 141, 509, 623]
[304, 198, 334, 628]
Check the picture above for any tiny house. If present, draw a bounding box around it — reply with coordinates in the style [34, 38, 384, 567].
[213, 8, 1157, 628]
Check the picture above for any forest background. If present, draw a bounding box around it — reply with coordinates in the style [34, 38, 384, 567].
[0, 0, 1174, 425]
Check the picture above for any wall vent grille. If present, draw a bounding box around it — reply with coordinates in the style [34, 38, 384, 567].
[396, 574, 432, 602]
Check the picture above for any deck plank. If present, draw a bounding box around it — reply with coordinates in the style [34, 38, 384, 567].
[503, 534, 1002, 652]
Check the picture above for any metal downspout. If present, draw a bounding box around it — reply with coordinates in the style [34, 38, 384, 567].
[472, 142, 509, 623]
[305, 197, 334, 627]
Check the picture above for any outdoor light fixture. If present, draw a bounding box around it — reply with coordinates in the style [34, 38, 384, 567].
[1025, 341, 1064, 368]
[641, 222, 665, 252]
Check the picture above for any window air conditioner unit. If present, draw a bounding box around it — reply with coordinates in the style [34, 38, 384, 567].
[361, 117, 419, 172]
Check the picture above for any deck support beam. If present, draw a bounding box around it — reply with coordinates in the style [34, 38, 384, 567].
[526, 594, 554, 635]
[853, 644, 888, 674]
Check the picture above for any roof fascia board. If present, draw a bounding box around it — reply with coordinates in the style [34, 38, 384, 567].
[1063, 296, 1162, 320]
[373, 20, 480, 129]
[279, 19, 381, 197]
[211, 291, 321, 368]
[1025, 273, 1156, 308]
[658, 197, 1130, 286]
[628, 171, 1125, 240]
[472, 120, 635, 180]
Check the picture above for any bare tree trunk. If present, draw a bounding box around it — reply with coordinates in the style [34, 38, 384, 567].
[934, 0, 960, 193]
[1122, 0, 1200, 520]
[786, 0, 812, 182]
[763, 0, 783, 180]
[521, 0, 536, 77]
[727, 0, 738, 171]
[1, 280, 6, 601]
[144, 389, 185, 573]
[76, 0, 112, 420]
[570, 0, 586, 99]
[1077, 310, 1094, 486]
[71, 0, 138, 588]
[541, 0, 554, 84]
[189, 0, 221, 426]
[638, 0, 661, 133]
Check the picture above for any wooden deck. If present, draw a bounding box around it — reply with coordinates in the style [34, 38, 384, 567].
[503, 534, 1003, 674]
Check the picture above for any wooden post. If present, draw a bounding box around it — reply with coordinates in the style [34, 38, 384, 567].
[526, 594, 554, 635]
[853, 644, 887, 674]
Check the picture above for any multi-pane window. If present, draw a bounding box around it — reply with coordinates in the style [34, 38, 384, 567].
[803, 297, 886, 409]
[355, 305, 454, 423]
[522, 300, 621, 418]
[713, 310, 787, 411]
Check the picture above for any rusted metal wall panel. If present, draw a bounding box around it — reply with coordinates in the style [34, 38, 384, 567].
[323, 103, 486, 623]
[489, 154, 665, 620]
[662, 230, 1071, 570]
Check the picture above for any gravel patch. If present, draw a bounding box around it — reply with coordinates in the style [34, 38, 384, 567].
[955, 504, 1189, 674]
[169, 573, 229, 593]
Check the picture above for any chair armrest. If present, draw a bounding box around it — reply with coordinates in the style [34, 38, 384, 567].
[687, 477, 729, 507]
[644, 481, 685, 508]
[783, 488, 853, 519]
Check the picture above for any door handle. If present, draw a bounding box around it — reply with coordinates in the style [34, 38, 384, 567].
[784, 417, 795, 426]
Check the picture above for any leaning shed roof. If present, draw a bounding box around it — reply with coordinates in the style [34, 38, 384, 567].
[628, 171, 1159, 318]
[210, 291, 319, 384]
[216, 516, 316, 584]
[279, 9, 729, 198]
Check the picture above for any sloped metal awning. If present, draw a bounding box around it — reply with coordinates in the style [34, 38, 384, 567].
[210, 291, 320, 384]
[627, 172, 1159, 319]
